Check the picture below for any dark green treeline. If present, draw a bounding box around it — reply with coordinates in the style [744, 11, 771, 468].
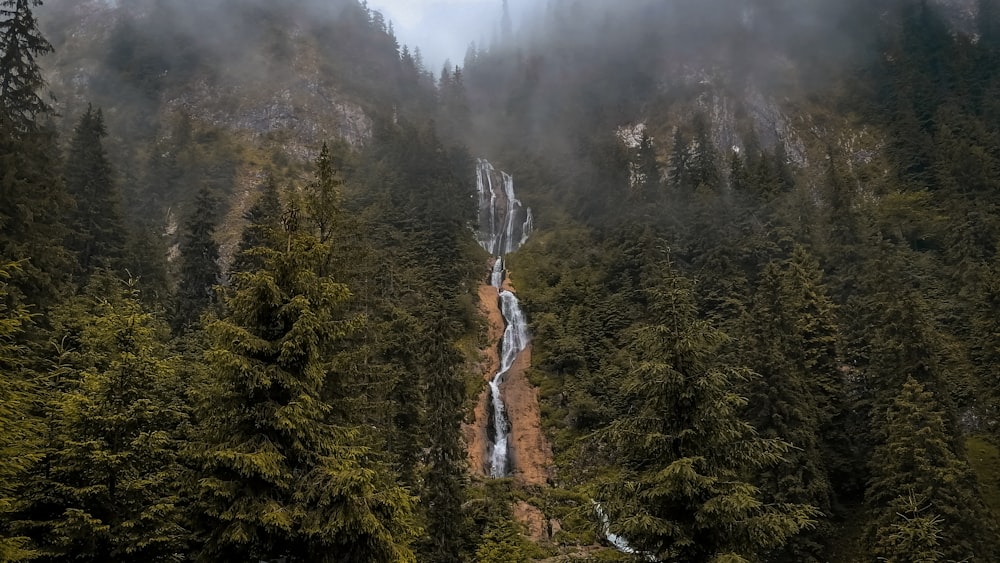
[0, 0, 497, 561]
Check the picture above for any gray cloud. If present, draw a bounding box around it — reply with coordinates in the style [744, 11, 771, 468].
[370, 0, 516, 71]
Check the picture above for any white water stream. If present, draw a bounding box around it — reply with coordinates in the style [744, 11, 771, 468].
[474, 161, 638, 555]
[476, 159, 532, 478]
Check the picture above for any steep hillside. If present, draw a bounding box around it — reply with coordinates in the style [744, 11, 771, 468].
[36, 0, 417, 259]
[2, 1, 487, 561]
[461, 0, 1000, 560]
[5, 0, 1000, 561]
[42, 0, 381, 146]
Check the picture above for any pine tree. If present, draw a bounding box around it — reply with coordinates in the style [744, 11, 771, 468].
[866, 378, 999, 562]
[0, 127, 72, 309]
[872, 494, 945, 563]
[191, 153, 416, 563]
[781, 247, 854, 488]
[860, 252, 960, 418]
[304, 143, 343, 244]
[64, 106, 128, 277]
[13, 276, 188, 562]
[822, 146, 860, 249]
[596, 261, 818, 562]
[729, 150, 750, 194]
[772, 141, 796, 193]
[173, 186, 220, 332]
[437, 66, 471, 143]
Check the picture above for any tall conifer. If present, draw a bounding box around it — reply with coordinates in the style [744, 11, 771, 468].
[64, 106, 128, 276]
[866, 379, 999, 562]
[13, 276, 188, 562]
[420, 312, 468, 563]
[0, 0, 51, 133]
[191, 150, 416, 563]
[0, 262, 38, 561]
[0, 0, 72, 308]
[740, 247, 845, 561]
[597, 262, 818, 561]
[173, 186, 220, 332]
[231, 175, 282, 275]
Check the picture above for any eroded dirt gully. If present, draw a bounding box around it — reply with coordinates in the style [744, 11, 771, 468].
[462, 273, 553, 487]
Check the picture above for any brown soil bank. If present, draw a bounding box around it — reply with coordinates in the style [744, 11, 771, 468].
[462, 283, 503, 476]
[463, 280, 553, 485]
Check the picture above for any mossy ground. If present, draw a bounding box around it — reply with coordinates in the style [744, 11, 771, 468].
[967, 435, 1000, 520]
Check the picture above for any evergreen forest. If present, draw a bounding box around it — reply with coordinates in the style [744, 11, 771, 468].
[3, 0, 1000, 561]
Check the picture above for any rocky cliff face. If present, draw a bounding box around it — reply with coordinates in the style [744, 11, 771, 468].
[36, 0, 393, 270]
[40, 0, 372, 157]
[933, 0, 979, 31]
[610, 0, 979, 199]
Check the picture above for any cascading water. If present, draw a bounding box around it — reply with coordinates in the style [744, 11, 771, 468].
[476, 161, 640, 549]
[594, 502, 646, 558]
[476, 159, 532, 478]
[476, 159, 532, 256]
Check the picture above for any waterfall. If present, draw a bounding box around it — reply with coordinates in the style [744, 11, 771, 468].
[477, 159, 532, 256]
[476, 159, 532, 478]
[594, 502, 647, 558]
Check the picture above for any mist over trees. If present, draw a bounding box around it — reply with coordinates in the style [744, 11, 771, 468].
[2, 0, 1000, 561]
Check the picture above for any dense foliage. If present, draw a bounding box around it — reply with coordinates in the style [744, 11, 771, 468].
[3, 0, 1000, 561]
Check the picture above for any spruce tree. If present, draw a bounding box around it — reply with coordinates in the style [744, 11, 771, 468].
[690, 113, 721, 192]
[191, 152, 416, 563]
[866, 378, 999, 562]
[596, 261, 818, 562]
[739, 247, 846, 561]
[420, 312, 468, 563]
[859, 251, 962, 423]
[0, 262, 38, 562]
[475, 519, 529, 563]
[64, 105, 128, 277]
[13, 276, 188, 562]
[231, 175, 282, 275]
[437, 66, 470, 143]
[631, 131, 660, 202]
[0, 0, 72, 309]
[305, 143, 343, 244]
[0, 127, 72, 309]
[872, 494, 944, 563]
[729, 150, 750, 194]
[667, 128, 690, 190]
[0, 0, 52, 133]
[173, 186, 220, 332]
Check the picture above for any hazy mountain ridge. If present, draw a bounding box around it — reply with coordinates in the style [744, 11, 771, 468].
[464, 0, 983, 225]
[40, 0, 380, 156]
[35, 0, 411, 270]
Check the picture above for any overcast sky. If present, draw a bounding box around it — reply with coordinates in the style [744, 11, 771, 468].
[368, 0, 515, 72]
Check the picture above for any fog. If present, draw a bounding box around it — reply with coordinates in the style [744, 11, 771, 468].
[371, 0, 892, 80]
[369, 0, 519, 71]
